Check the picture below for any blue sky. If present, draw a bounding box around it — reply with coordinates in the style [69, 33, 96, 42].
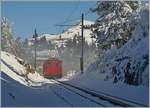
[2, 1, 96, 40]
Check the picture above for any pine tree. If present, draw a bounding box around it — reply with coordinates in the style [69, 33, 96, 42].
[126, 1, 140, 11]
[93, 1, 140, 54]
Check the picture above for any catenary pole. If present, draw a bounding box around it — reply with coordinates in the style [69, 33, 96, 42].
[33, 29, 38, 70]
[80, 13, 84, 74]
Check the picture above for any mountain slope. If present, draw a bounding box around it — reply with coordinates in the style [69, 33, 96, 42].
[28, 20, 95, 46]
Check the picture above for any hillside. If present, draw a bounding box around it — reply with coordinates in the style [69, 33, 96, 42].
[1, 51, 51, 86]
[28, 20, 95, 47]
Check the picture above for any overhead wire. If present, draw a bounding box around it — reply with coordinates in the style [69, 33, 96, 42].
[62, 2, 96, 25]
[58, 1, 81, 26]
[54, 2, 96, 33]
[84, 3, 96, 18]
[54, 1, 81, 33]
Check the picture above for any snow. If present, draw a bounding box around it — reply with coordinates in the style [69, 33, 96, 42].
[28, 20, 96, 47]
[1, 73, 71, 107]
[1, 51, 52, 86]
[60, 20, 95, 45]
[39, 34, 59, 40]
[1, 62, 28, 86]
[95, 6, 149, 86]
[36, 49, 59, 60]
[68, 72, 149, 106]
[1, 52, 26, 75]
[60, 70, 79, 81]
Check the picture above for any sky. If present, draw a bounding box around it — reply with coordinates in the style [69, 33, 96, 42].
[2, 1, 97, 40]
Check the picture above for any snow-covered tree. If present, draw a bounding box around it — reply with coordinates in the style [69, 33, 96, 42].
[15, 37, 25, 58]
[126, 1, 140, 11]
[1, 17, 29, 60]
[1, 17, 19, 56]
[93, 1, 140, 53]
[88, 2, 149, 86]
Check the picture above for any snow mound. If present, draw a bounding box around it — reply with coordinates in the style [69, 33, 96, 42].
[1, 51, 52, 86]
[1, 51, 26, 75]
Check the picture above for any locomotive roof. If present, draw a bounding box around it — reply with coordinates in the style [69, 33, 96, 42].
[44, 58, 62, 62]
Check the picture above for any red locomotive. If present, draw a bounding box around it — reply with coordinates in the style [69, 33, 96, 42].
[43, 58, 63, 78]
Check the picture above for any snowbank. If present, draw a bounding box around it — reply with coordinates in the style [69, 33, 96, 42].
[1, 51, 52, 86]
[69, 74, 149, 105]
[1, 51, 26, 75]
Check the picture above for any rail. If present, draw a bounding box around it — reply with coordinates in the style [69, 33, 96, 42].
[54, 79, 148, 107]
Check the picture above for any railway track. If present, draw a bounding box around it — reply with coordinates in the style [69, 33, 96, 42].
[50, 79, 110, 107]
[53, 79, 148, 107]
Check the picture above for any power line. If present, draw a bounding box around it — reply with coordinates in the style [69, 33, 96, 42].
[84, 3, 96, 17]
[59, 3, 95, 25]
[56, 17, 80, 26]
[55, 2, 96, 32]
[55, 22, 80, 34]
[58, 1, 81, 25]
[55, 24, 79, 27]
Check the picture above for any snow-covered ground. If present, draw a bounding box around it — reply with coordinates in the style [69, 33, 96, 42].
[2, 71, 105, 107]
[67, 72, 149, 106]
[1, 72, 70, 107]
